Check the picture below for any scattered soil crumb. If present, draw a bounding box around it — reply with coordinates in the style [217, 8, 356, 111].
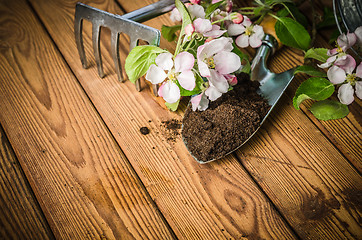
[161, 119, 182, 142]
[182, 73, 270, 162]
[140, 127, 150, 135]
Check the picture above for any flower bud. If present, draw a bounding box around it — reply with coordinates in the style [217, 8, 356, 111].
[226, 0, 233, 13]
[185, 23, 195, 37]
[190, 0, 201, 4]
[225, 74, 238, 86]
[230, 12, 243, 24]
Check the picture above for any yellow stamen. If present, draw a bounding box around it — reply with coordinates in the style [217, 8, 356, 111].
[168, 71, 176, 81]
[335, 41, 343, 53]
[245, 26, 254, 36]
[207, 58, 215, 69]
[346, 73, 356, 85]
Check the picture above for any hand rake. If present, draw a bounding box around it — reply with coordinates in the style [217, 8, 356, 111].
[74, 0, 185, 94]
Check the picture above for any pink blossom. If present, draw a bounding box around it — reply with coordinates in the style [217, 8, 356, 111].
[158, 81, 181, 103]
[336, 32, 357, 52]
[196, 37, 240, 103]
[188, 4, 205, 19]
[327, 61, 362, 105]
[227, 16, 264, 48]
[146, 52, 196, 103]
[191, 93, 209, 111]
[170, 4, 205, 22]
[193, 18, 226, 38]
[319, 31, 357, 69]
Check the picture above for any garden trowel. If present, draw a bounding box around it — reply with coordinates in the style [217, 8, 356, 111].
[182, 33, 296, 163]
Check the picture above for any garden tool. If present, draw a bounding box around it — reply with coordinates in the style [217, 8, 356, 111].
[182, 33, 296, 163]
[74, 0, 186, 94]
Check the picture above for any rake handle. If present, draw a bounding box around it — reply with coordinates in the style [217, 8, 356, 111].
[122, 0, 189, 23]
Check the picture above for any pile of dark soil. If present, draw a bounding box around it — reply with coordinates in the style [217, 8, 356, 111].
[182, 74, 270, 162]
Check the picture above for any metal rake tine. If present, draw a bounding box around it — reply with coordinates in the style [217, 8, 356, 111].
[111, 32, 122, 82]
[74, 6, 86, 69]
[92, 24, 104, 78]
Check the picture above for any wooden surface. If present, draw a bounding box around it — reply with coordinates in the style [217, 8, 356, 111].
[0, 0, 361, 239]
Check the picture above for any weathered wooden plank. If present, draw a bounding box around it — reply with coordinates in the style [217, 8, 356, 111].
[0, 126, 55, 240]
[28, 0, 298, 239]
[236, 93, 362, 239]
[227, 26, 362, 237]
[0, 0, 176, 239]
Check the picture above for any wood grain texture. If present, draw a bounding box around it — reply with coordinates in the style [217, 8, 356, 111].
[121, 0, 362, 238]
[28, 0, 297, 239]
[231, 1, 362, 237]
[0, 0, 175, 239]
[236, 94, 362, 239]
[0, 126, 55, 240]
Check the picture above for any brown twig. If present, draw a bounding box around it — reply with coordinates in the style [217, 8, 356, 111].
[304, 0, 318, 65]
[309, 0, 318, 48]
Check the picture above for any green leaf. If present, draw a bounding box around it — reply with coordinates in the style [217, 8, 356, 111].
[310, 100, 349, 120]
[125, 45, 166, 83]
[304, 48, 329, 62]
[174, 0, 192, 55]
[267, 0, 293, 4]
[205, 0, 224, 18]
[295, 65, 327, 77]
[165, 100, 180, 111]
[253, 6, 265, 16]
[277, 3, 308, 28]
[276, 7, 290, 17]
[161, 25, 181, 42]
[293, 77, 334, 109]
[265, 0, 293, 6]
[175, 0, 192, 36]
[275, 17, 311, 51]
